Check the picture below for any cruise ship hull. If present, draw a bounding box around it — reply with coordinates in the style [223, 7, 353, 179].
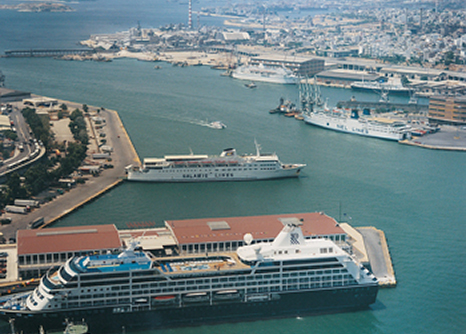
[127, 167, 304, 182]
[303, 113, 407, 141]
[2, 285, 378, 334]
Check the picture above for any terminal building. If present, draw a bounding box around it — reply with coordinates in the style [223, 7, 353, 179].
[249, 55, 325, 77]
[14, 212, 349, 280]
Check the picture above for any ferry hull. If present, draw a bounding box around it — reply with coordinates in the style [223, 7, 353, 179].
[350, 84, 411, 95]
[127, 167, 304, 182]
[1, 285, 377, 334]
[304, 114, 406, 141]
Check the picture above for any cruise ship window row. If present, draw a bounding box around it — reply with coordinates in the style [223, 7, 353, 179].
[78, 273, 358, 296]
[59, 277, 361, 310]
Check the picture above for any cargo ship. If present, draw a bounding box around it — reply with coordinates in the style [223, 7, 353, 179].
[126, 142, 305, 182]
[0, 220, 378, 333]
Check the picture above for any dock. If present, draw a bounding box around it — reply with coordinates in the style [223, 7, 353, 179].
[357, 227, 397, 287]
[340, 223, 396, 287]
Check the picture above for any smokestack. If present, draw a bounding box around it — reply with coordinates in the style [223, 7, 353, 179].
[188, 0, 192, 29]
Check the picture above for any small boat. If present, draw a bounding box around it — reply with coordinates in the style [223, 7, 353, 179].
[207, 121, 226, 129]
[183, 292, 209, 302]
[153, 295, 176, 303]
[154, 65, 162, 69]
[214, 289, 240, 300]
[245, 82, 257, 89]
[64, 319, 89, 334]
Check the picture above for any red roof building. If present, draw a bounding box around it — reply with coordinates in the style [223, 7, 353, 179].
[165, 212, 347, 254]
[17, 225, 122, 279]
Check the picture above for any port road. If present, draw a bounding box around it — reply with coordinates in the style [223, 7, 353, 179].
[0, 101, 140, 241]
[0, 103, 38, 174]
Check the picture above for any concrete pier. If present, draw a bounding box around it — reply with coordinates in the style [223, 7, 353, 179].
[357, 227, 397, 287]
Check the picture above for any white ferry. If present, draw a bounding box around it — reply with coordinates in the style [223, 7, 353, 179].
[303, 109, 411, 141]
[351, 80, 412, 95]
[126, 142, 305, 182]
[0, 221, 378, 333]
[231, 64, 299, 85]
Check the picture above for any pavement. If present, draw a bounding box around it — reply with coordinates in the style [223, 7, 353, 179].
[401, 125, 466, 151]
[357, 227, 396, 287]
[0, 100, 140, 241]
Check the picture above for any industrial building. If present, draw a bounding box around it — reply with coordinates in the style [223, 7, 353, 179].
[0, 88, 31, 103]
[428, 95, 466, 125]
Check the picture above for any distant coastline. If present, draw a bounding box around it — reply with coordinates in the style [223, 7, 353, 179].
[0, 3, 74, 13]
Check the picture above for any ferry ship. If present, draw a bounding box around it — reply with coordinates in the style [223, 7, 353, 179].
[126, 142, 305, 182]
[303, 109, 411, 141]
[350, 80, 412, 95]
[0, 221, 378, 334]
[231, 64, 299, 84]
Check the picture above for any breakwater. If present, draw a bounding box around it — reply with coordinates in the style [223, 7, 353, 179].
[3, 49, 92, 58]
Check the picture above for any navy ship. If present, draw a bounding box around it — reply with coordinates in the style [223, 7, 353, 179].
[0, 221, 378, 333]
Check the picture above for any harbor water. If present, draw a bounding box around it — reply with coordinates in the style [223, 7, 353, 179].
[0, 1, 465, 333]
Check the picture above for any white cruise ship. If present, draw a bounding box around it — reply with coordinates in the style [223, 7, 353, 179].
[0, 221, 378, 333]
[231, 64, 299, 84]
[126, 142, 305, 182]
[303, 109, 411, 141]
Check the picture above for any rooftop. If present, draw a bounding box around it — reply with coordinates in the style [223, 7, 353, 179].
[165, 212, 344, 245]
[17, 225, 122, 255]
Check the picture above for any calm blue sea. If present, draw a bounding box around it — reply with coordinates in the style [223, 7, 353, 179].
[0, 1, 465, 334]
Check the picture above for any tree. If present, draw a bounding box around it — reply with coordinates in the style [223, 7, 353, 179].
[444, 51, 454, 66]
[3, 130, 17, 141]
[82, 104, 89, 114]
[60, 103, 68, 111]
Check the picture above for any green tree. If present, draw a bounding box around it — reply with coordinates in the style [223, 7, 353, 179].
[444, 51, 454, 66]
[82, 104, 89, 114]
[60, 103, 68, 111]
[3, 130, 18, 141]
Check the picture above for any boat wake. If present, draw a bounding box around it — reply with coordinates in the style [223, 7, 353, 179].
[195, 120, 226, 129]
[136, 111, 226, 130]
